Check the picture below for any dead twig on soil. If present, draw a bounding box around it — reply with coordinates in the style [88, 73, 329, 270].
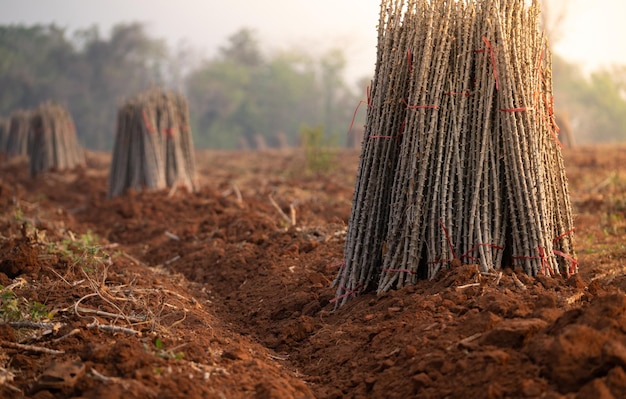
[52, 328, 81, 343]
[164, 231, 180, 241]
[511, 273, 527, 291]
[565, 291, 585, 305]
[116, 287, 197, 306]
[154, 255, 181, 268]
[4, 321, 61, 330]
[120, 252, 146, 266]
[71, 305, 146, 323]
[590, 265, 626, 283]
[0, 367, 20, 393]
[290, 203, 297, 226]
[447, 332, 483, 351]
[89, 368, 113, 382]
[1, 278, 27, 292]
[168, 309, 188, 329]
[494, 271, 503, 286]
[86, 319, 142, 336]
[268, 353, 290, 361]
[78, 267, 140, 325]
[222, 184, 243, 207]
[187, 361, 231, 380]
[269, 194, 293, 226]
[46, 266, 82, 287]
[456, 283, 481, 290]
[0, 340, 64, 355]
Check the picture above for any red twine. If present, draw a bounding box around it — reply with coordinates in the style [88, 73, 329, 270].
[541, 112, 564, 149]
[538, 246, 551, 276]
[513, 243, 579, 277]
[164, 128, 176, 137]
[369, 119, 405, 143]
[348, 85, 373, 132]
[537, 48, 546, 86]
[330, 284, 362, 304]
[439, 219, 457, 260]
[427, 220, 503, 265]
[553, 250, 579, 277]
[142, 110, 156, 134]
[402, 98, 439, 110]
[460, 244, 504, 262]
[500, 107, 534, 113]
[547, 95, 561, 133]
[553, 228, 575, 243]
[330, 261, 345, 269]
[552, 229, 578, 277]
[476, 37, 499, 91]
[513, 246, 551, 275]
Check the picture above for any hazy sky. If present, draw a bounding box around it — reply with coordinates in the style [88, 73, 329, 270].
[1, 0, 625, 84]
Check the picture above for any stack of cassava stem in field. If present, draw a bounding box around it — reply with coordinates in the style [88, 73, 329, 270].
[5, 109, 31, 159]
[334, 0, 576, 307]
[28, 102, 85, 176]
[108, 89, 197, 198]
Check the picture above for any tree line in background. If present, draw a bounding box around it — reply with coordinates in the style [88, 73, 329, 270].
[0, 22, 624, 150]
[0, 23, 365, 150]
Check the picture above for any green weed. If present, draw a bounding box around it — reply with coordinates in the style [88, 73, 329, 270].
[49, 230, 107, 272]
[0, 286, 53, 322]
[0, 289, 21, 322]
[30, 301, 53, 321]
[299, 125, 337, 175]
[14, 208, 23, 222]
[147, 337, 185, 360]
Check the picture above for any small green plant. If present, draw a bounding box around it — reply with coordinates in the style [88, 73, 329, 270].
[0, 286, 52, 322]
[51, 230, 106, 270]
[29, 301, 53, 321]
[14, 208, 24, 222]
[601, 212, 625, 236]
[300, 125, 337, 174]
[0, 288, 21, 322]
[147, 337, 185, 360]
[65, 230, 102, 256]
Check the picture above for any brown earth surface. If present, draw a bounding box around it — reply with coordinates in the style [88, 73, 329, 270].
[0, 145, 625, 398]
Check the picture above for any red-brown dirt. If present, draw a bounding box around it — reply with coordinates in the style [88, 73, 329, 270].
[0, 145, 625, 398]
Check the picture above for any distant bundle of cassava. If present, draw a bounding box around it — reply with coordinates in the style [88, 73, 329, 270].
[108, 89, 197, 198]
[5, 110, 31, 158]
[0, 118, 8, 153]
[28, 102, 85, 176]
[334, 0, 576, 306]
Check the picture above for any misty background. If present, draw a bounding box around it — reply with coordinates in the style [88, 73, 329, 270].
[0, 0, 625, 150]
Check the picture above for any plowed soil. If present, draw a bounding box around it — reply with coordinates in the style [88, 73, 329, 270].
[1, 145, 625, 399]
